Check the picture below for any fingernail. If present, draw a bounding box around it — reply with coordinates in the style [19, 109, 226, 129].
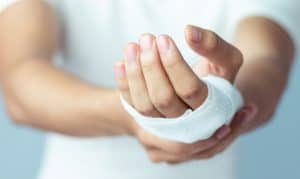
[188, 26, 202, 43]
[140, 35, 153, 52]
[157, 35, 170, 54]
[125, 44, 137, 65]
[216, 126, 231, 140]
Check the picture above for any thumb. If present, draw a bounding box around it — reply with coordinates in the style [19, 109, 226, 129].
[185, 25, 243, 82]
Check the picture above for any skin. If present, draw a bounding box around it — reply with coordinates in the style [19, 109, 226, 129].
[0, 0, 295, 163]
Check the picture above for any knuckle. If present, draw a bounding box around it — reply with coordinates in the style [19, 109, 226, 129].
[180, 85, 202, 100]
[153, 99, 171, 110]
[151, 90, 175, 109]
[230, 49, 243, 68]
[138, 105, 156, 116]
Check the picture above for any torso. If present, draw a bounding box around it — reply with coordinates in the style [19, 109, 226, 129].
[39, 1, 238, 178]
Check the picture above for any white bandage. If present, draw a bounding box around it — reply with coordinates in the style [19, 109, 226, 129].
[120, 75, 244, 143]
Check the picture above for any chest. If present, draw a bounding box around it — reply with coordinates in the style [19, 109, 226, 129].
[57, 0, 227, 85]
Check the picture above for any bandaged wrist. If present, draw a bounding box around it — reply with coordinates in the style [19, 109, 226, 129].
[120, 75, 244, 143]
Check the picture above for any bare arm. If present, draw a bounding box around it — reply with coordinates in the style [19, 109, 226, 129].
[0, 0, 135, 136]
[234, 17, 295, 133]
[183, 18, 296, 160]
[0, 0, 295, 163]
[113, 18, 295, 162]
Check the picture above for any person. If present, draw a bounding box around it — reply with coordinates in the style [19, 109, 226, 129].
[0, 0, 298, 179]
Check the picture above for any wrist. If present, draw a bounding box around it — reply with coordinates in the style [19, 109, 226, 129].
[108, 89, 139, 136]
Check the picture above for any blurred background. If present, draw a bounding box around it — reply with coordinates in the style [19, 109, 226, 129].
[0, 56, 299, 179]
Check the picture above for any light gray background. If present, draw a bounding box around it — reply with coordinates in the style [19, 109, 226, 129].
[0, 59, 299, 179]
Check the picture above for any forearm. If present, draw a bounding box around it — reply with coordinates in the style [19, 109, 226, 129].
[1, 58, 134, 136]
[0, 1, 136, 138]
[233, 17, 295, 133]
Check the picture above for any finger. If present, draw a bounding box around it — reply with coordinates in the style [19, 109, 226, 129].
[138, 128, 220, 156]
[185, 25, 243, 82]
[188, 127, 229, 154]
[193, 135, 236, 160]
[193, 125, 238, 160]
[144, 145, 186, 164]
[230, 104, 258, 132]
[215, 125, 232, 140]
[144, 125, 232, 163]
[124, 43, 162, 117]
[139, 34, 188, 117]
[156, 35, 208, 109]
[192, 109, 251, 159]
[138, 129, 186, 154]
[115, 60, 132, 104]
[146, 149, 187, 163]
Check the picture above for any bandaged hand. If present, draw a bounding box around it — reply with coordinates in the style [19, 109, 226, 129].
[115, 25, 250, 162]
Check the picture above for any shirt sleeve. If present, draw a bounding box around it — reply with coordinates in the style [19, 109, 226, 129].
[225, 0, 300, 57]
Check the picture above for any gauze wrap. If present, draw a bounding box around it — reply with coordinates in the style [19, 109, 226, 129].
[120, 75, 244, 143]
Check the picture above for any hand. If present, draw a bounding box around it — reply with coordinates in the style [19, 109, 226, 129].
[115, 25, 255, 163]
[136, 107, 256, 163]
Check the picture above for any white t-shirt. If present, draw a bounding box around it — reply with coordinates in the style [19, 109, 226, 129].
[1, 0, 299, 179]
